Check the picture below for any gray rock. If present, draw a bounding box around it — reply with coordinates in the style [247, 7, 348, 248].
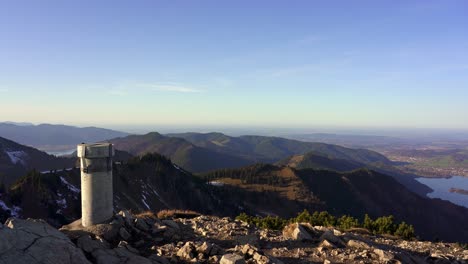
[76, 235, 109, 254]
[60, 218, 120, 242]
[118, 210, 135, 227]
[177, 241, 196, 260]
[0, 218, 91, 264]
[220, 253, 246, 264]
[320, 230, 344, 246]
[282, 223, 313, 241]
[319, 239, 337, 249]
[197, 241, 213, 255]
[162, 219, 179, 230]
[374, 248, 394, 261]
[347, 239, 371, 249]
[149, 255, 171, 264]
[135, 218, 150, 232]
[119, 227, 132, 241]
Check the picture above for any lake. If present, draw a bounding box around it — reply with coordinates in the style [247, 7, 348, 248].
[416, 176, 468, 208]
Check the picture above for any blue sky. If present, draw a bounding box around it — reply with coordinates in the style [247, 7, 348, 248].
[1, 0, 467, 131]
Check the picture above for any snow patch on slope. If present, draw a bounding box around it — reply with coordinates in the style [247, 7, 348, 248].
[0, 199, 21, 217]
[5, 150, 27, 165]
[60, 176, 80, 193]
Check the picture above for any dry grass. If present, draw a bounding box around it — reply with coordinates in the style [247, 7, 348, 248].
[346, 227, 372, 235]
[135, 211, 159, 220]
[156, 209, 200, 219]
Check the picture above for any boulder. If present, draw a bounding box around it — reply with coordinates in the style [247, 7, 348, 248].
[0, 218, 91, 264]
[76, 235, 110, 254]
[135, 218, 150, 232]
[282, 223, 313, 241]
[220, 253, 246, 264]
[60, 218, 121, 242]
[119, 227, 132, 241]
[347, 239, 371, 249]
[320, 230, 344, 247]
[177, 241, 196, 260]
[162, 219, 179, 230]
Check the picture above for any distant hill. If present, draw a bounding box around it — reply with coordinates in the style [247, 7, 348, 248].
[277, 152, 363, 171]
[201, 164, 468, 242]
[108, 132, 253, 172]
[167, 132, 393, 164]
[0, 123, 129, 153]
[166, 132, 432, 195]
[0, 136, 75, 186]
[277, 150, 431, 196]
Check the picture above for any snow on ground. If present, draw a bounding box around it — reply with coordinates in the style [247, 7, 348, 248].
[0, 199, 21, 217]
[141, 194, 150, 210]
[55, 197, 68, 214]
[5, 150, 27, 165]
[208, 181, 224, 187]
[41, 168, 74, 174]
[60, 176, 80, 193]
[56, 198, 67, 208]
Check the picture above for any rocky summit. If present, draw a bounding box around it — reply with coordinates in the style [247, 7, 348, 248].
[0, 211, 467, 264]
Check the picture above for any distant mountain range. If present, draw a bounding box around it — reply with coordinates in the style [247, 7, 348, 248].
[0, 122, 128, 153]
[108, 132, 251, 172]
[111, 132, 430, 195]
[1, 151, 466, 242]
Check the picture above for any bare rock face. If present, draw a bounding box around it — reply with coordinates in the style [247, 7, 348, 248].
[0, 218, 90, 264]
[282, 223, 313, 241]
[220, 253, 245, 264]
[4, 211, 468, 264]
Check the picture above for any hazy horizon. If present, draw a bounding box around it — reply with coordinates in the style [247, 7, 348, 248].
[1, 1, 468, 129]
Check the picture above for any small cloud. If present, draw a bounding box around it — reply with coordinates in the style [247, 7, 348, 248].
[138, 83, 205, 93]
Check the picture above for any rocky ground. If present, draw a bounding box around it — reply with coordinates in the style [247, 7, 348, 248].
[0, 211, 467, 264]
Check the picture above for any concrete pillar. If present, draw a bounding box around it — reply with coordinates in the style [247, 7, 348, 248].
[77, 143, 114, 227]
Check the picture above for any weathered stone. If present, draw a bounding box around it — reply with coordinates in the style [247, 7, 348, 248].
[118, 240, 139, 254]
[220, 253, 246, 264]
[347, 239, 371, 249]
[135, 218, 150, 232]
[177, 241, 196, 260]
[0, 218, 91, 264]
[320, 230, 344, 246]
[148, 254, 171, 264]
[119, 227, 132, 241]
[60, 218, 121, 242]
[77, 235, 109, 253]
[374, 248, 394, 261]
[197, 241, 213, 255]
[118, 210, 135, 227]
[241, 244, 258, 256]
[162, 219, 180, 230]
[282, 223, 313, 241]
[320, 239, 337, 249]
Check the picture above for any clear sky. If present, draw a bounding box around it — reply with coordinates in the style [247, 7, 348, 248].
[1, 0, 468, 131]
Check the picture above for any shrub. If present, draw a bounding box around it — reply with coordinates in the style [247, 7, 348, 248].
[236, 211, 415, 239]
[338, 215, 360, 230]
[373, 215, 397, 235]
[394, 222, 415, 240]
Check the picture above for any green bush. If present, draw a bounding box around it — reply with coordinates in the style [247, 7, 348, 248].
[394, 222, 415, 240]
[373, 215, 397, 235]
[236, 213, 287, 230]
[236, 210, 415, 240]
[338, 215, 360, 230]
